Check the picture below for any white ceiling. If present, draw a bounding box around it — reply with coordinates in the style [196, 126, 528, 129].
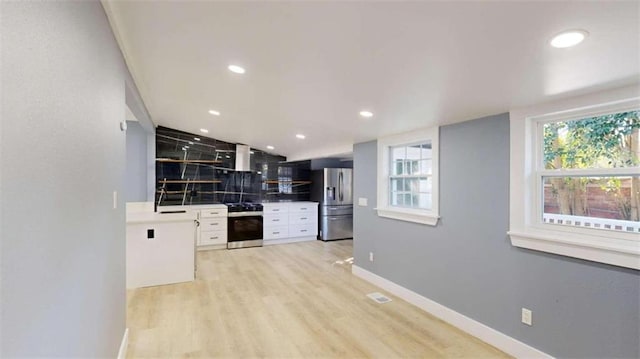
[103, 1, 639, 160]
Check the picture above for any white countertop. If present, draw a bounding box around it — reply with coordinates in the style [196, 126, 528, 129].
[261, 201, 318, 204]
[126, 202, 197, 224]
[128, 201, 318, 217]
[157, 204, 227, 212]
[126, 211, 196, 224]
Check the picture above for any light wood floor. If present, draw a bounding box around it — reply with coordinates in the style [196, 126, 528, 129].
[126, 240, 509, 358]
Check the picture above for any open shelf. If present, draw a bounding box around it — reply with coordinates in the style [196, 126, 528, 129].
[157, 190, 259, 195]
[156, 159, 223, 164]
[263, 180, 312, 185]
[158, 180, 222, 184]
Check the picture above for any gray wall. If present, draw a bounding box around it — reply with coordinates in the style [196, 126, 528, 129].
[310, 158, 353, 170]
[1, 1, 126, 357]
[353, 114, 640, 358]
[126, 121, 149, 202]
[125, 69, 155, 134]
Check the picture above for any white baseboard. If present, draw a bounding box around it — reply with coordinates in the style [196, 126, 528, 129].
[117, 328, 129, 359]
[352, 265, 552, 359]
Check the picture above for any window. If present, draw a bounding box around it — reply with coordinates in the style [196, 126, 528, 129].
[509, 93, 640, 270]
[539, 113, 639, 233]
[389, 143, 433, 209]
[377, 127, 439, 225]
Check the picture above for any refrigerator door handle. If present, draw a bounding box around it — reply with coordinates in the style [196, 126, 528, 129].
[338, 171, 343, 202]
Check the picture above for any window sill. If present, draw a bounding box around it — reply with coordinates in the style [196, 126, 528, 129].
[508, 229, 640, 270]
[376, 207, 439, 226]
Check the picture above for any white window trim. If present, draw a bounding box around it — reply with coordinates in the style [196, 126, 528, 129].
[509, 86, 640, 270]
[376, 127, 439, 226]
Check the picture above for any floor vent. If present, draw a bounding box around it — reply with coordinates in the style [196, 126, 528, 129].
[367, 292, 392, 304]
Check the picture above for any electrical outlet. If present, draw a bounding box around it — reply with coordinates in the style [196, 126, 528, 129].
[521, 308, 532, 326]
[358, 197, 368, 206]
[369, 252, 374, 262]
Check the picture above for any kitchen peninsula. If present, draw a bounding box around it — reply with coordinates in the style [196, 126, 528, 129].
[125, 202, 197, 289]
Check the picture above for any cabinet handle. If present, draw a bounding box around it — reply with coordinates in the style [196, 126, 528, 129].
[210, 236, 219, 240]
[273, 232, 279, 234]
[273, 209, 280, 212]
[210, 212, 219, 215]
[300, 208, 307, 210]
[210, 223, 218, 226]
[300, 217, 307, 220]
[273, 219, 280, 222]
[301, 229, 307, 232]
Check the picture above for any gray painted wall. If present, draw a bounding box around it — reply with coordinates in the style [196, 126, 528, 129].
[146, 130, 156, 202]
[310, 158, 353, 170]
[125, 68, 155, 134]
[353, 114, 640, 358]
[1, 2, 126, 356]
[126, 121, 149, 202]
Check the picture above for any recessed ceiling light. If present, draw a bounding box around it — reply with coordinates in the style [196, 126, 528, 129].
[359, 110, 374, 118]
[225, 155, 231, 159]
[250, 151, 255, 154]
[194, 137, 200, 141]
[200, 128, 209, 133]
[266, 145, 275, 150]
[208, 110, 220, 116]
[550, 30, 588, 48]
[188, 141, 194, 145]
[184, 146, 190, 149]
[296, 134, 306, 139]
[228, 65, 246, 74]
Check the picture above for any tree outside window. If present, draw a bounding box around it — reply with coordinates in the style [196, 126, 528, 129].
[542, 110, 639, 230]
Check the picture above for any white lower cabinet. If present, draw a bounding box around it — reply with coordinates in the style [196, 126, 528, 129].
[289, 223, 316, 237]
[200, 217, 227, 232]
[264, 225, 289, 239]
[199, 229, 227, 246]
[263, 202, 318, 245]
[263, 213, 289, 227]
[195, 205, 228, 249]
[289, 213, 314, 225]
[157, 202, 318, 249]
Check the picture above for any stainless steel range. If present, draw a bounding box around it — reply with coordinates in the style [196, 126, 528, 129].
[226, 203, 263, 249]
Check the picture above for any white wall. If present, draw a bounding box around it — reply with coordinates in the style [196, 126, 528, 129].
[1, 1, 127, 356]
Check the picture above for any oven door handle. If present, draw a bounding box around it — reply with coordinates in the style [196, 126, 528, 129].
[228, 211, 264, 217]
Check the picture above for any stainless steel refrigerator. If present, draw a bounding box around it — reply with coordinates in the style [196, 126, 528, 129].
[311, 168, 353, 241]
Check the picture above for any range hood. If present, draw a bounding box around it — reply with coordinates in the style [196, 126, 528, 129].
[235, 144, 251, 171]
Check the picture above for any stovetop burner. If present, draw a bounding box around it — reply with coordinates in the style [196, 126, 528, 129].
[225, 202, 264, 213]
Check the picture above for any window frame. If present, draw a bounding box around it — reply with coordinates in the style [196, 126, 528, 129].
[377, 127, 439, 226]
[509, 93, 640, 270]
[388, 143, 433, 210]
